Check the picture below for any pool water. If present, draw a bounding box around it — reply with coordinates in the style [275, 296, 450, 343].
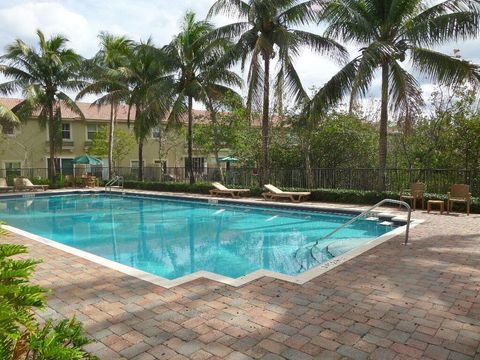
[0, 194, 397, 279]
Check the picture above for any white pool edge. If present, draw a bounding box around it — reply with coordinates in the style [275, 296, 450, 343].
[1, 192, 423, 289]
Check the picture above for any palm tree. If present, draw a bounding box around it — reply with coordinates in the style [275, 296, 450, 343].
[164, 11, 243, 184]
[0, 30, 85, 187]
[78, 32, 133, 179]
[309, 0, 480, 188]
[78, 41, 172, 181]
[208, 0, 347, 184]
[122, 42, 174, 182]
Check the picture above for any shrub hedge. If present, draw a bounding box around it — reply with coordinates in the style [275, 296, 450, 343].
[123, 180, 480, 213]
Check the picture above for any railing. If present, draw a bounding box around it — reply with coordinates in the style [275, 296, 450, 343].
[104, 176, 124, 192]
[294, 199, 411, 271]
[1, 167, 478, 195]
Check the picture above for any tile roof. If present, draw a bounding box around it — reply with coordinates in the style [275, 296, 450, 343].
[0, 97, 210, 123]
[0, 97, 278, 127]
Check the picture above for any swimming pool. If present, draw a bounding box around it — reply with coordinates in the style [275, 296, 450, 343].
[0, 193, 401, 281]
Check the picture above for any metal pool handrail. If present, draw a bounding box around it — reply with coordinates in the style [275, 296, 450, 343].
[105, 176, 124, 192]
[294, 199, 412, 271]
[314, 199, 412, 247]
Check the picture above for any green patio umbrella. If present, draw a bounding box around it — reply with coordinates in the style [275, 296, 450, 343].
[219, 156, 239, 162]
[72, 154, 103, 165]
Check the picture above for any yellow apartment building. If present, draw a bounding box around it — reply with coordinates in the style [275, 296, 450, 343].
[0, 98, 228, 180]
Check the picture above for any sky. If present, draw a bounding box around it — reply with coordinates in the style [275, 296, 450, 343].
[0, 0, 479, 109]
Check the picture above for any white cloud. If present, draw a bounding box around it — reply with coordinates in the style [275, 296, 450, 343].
[0, 0, 479, 109]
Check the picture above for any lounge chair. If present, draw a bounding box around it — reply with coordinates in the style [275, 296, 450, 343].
[447, 184, 471, 215]
[209, 182, 250, 198]
[0, 178, 14, 192]
[262, 184, 311, 203]
[14, 177, 48, 192]
[399, 182, 425, 210]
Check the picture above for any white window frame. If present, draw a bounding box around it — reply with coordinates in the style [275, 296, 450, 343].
[130, 160, 145, 168]
[86, 123, 104, 141]
[61, 123, 72, 141]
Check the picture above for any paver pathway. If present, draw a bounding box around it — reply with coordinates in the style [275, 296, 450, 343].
[2, 206, 480, 359]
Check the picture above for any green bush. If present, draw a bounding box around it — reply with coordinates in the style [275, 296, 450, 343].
[0, 243, 97, 360]
[123, 181, 480, 213]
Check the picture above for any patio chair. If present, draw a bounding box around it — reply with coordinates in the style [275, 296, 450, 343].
[447, 184, 471, 215]
[13, 177, 48, 192]
[399, 182, 426, 210]
[209, 182, 250, 198]
[0, 178, 14, 192]
[262, 184, 311, 203]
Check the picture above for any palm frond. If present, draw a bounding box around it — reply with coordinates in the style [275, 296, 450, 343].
[208, 0, 250, 18]
[308, 57, 360, 118]
[411, 47, 480, 86]
[56, 92, 85, 120]
[405, 10, 480, 46]
[388, 60, 423, 118]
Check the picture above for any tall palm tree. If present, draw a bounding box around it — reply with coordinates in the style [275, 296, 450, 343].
[78, 41, 172, 181]
[164, 11, 243, 184]
[208, 0, 347, 184]
[309, 0, 480, 188]
[78, 32, 133, 179]
[0, 30, 85, 187]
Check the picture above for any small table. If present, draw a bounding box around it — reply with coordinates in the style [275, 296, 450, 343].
[427, 200, 444, 214]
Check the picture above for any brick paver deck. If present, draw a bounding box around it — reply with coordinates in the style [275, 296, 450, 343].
[2, 205, 480, 359]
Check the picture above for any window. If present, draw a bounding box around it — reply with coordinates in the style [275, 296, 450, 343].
[87, 124, 103, 141]
[152, 126, 161, 139]
[2, 123, 15, 135]
[131, 160, 145, 169]
[5, 162, 21, 177]
[47, 158, 74, 175]
[62, 123, 71, 140]
[185, 157, 205, 173]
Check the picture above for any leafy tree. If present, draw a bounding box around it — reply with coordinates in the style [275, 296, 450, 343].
[77, 32, 134, 179]
[0, 30, 86, 187]
[0, 243, 97, 360]
[310, 0, 480, 188]
[193, 92, 248, 179]
[164, 11, 242, 184]
[208, 0, 347, 184]
[87, 127, 136, 167]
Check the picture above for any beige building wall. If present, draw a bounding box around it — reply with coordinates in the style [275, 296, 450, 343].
[0, 116, 227, 178]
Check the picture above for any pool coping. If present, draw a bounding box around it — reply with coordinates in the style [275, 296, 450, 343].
[0, 189, 423, 288]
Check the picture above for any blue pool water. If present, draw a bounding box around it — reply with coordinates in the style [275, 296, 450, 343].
[0, 194, 397, 279]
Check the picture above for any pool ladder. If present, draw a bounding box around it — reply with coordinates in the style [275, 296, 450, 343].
[105, 176, 124, 193]
[294, 199, 412, 271]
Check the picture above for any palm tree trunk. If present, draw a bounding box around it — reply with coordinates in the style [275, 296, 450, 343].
[261, 55, 271, 185]
[304, 140, 313, 188]
[379, 62, 389, 190]
[48, 102, 57, 188]
[209, 107, 224, 182]
[136, 108, 144, 181]
[138, 139, 144, 181]
[188, 96, 195, 185]
[108, 102, 115, 179]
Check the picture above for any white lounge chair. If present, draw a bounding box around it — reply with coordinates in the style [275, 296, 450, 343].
[0, 178, 13, 192]
[262, 184, 310, 203]
[209, 182, 250, 198]
[14, 177, 48, 192]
